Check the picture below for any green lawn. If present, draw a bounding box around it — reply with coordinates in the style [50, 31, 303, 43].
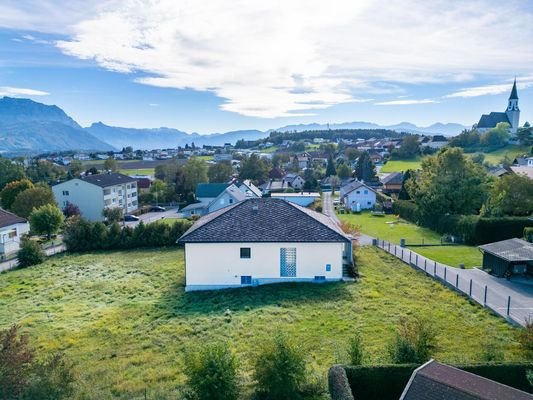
[380, 158, 422, 173]
[119, 168, 155, 176]
[339, 212, 441, 244]
[409, 245, 482, 269]
[480, 144, 530, 164]
[195, 155, 214, 161]
[0, 247, 523, 398]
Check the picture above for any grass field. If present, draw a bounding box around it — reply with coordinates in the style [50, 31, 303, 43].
[480, 144, 530, 164]
[119, 168, 155, 176]
[409, 245, 482, 269]
[380, 158, 422, 173]
[0, 247, 523, 398]
[339, 212, 441, 244]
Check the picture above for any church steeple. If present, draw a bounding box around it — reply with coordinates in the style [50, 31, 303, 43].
[506, 78, 520, 134]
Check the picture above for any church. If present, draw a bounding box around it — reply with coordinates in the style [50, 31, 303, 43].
[477, 79, 520, 134]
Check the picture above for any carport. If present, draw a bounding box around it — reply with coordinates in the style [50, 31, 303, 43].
[478, 238, 533, 278]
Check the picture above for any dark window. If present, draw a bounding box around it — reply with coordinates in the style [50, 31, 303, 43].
[314, 276, 326, 281]
[326, 264, 331, 272]
[240, 247, 251, 259]
[241, 276, 252, 285]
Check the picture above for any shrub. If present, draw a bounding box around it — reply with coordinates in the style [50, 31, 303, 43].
[183, 342, 240, 400]
[328, 365, 354, 400]
[17, 239, 45, 268]
[0, 325, 34, 399]
[518, 319, 533, 359]
[392, 200, 419, 223]
[315, 205, 323, 212]
[525, 227, 533, 243]
[23, 353, 75, 400]
[388, 317, 436, 364]
[253, 333, 306, 400]
[347, 332, 364, 366]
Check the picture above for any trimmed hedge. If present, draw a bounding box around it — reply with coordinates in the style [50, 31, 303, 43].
[328, 365, 354, 400]
[339, 363, 533, 400]
[392, 200, 533, 245]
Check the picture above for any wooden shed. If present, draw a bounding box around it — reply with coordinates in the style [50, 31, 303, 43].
[478, 238, 533, 278]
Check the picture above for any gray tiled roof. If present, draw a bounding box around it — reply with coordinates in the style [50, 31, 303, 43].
[178, 198, 350, 243]
[80, 173, 136, 188]
[401, 360, 533, 400]
[478, 238, 533, 262]
[340, 180, 377, 199]
[477, 112, 510, 129]
[381, 172, 403, 185]
[0, 208, 26, 228]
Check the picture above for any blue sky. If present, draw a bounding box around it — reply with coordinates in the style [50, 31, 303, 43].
[0, 1, 532, 134]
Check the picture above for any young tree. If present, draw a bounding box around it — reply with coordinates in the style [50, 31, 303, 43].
[11, 185, 55, 219]
[406, 147, 488, 223]
[68, 160, 84, 178]
[183, 342, 240, 400]
[150, 179, 168, 204]
[0, 157, 26, 191]
[253, 333, 306, 400]
[208, 161, 233, 183]
[483, 173, 533, 216]
[17, 239, 45, 268]
[388, 317, 436, 364]
[329, 175, 341, 195]
[354, 152, 376, 182]
[29, 204, 64, 239]
[336, 163, 352, 180]
[325, 155, 337, 177]
[347, 332, 364, 365]
[102, 207, 124, 223]
[239, 154, 270, 182]
[103, 156, 118, 172]
[0, 179, 34, 210]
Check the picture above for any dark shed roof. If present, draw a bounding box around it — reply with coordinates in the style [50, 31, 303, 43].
[178, 198, 351, 243]
[0, 208, 26, 228]
[401, 360, 533, 400]
[478, 238, 533, 263]
[477, 112, 510, 129]
[80, 173, 136, 188]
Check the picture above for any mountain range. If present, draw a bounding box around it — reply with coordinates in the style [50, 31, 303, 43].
[0, 97, 469, 154]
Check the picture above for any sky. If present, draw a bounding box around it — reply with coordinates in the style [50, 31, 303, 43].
[0, 0, 532, 134]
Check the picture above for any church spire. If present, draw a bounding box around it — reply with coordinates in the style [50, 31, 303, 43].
[509, 78, 518, 100]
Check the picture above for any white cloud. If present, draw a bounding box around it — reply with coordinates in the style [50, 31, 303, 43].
[445, 77, 533, 98]
[0, 86, 49, 96]
[2, 0, 533, 117]
[375, 99, 437, 106]
[148, 103, 158, 107]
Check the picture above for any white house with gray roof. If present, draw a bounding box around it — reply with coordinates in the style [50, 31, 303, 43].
[178, 198, 352, 291]
[340, 181, 377, 211]
[52, 173, 138, 221]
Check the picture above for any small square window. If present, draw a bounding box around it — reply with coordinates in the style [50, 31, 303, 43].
[356, 190, 360, 194]
[326, 264, 331, 272]
[62, 190, 69, 196]
[367, 201, 371, 205]
[240, 248, 251, 259]
[364, 190, 368, 194]
[241, 276, 252, 285]
[314, 276, 326, 281]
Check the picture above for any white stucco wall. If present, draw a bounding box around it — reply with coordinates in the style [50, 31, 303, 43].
[343, 188, 376, 210]
[184, 242, 345, 291]
[53, 179, 104, 221]
[0, 222, 29, 255]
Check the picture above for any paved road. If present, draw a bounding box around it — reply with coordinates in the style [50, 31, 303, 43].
[322, 192, 374, 246]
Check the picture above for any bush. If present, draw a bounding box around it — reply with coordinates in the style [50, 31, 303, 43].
[17, 239, 45, 268]
[347, 332, 364, 366]
[518, 319, 533, 359]
[525, 227, 533, 243]
[253, 333, 307, 400]
[328, 365, 354, 400]
[388, 317, 436, 364]
[22, 353, 75, 400]
[392, 200, 419, 223]
[183, 342, 240, 400]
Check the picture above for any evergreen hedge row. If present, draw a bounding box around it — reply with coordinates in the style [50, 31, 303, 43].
[392, 200, 533, 245]
[63, 216, 193, 252]
[336, 363, 533, 400]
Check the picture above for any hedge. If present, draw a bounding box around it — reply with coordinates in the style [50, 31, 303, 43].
[338, 363, 533, 400]
[392, 200, 533, 245]
[63, 216, 193, 252]
[525, 227, 533, 243]
[328, 365, 354, 400]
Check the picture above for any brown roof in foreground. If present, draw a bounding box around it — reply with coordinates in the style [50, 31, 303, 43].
[0, 208, 26, 228]
[401, 360, 533, 400]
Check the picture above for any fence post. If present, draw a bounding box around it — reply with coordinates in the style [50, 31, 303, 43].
[455, 274, 459, 288]
[388, 242, 391, 252]
[424, 259, 427, 270]
[434, 262, 436, 276]
[507, 296, 511, 316]
[409, 252, 411, 263]
[483, 285, 487, 306]
[469, 279, 472, 297]
[444, 268, 447, 281]
[401, 249, 404, 260]
[394, 246, 396, 256]
[415, 254, 418, 265]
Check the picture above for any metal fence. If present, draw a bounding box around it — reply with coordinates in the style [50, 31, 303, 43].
[0, 243, 66, 273]
[375, 238, 529, 327]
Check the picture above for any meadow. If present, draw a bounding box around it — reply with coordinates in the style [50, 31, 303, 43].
[0, 247, 523, 398]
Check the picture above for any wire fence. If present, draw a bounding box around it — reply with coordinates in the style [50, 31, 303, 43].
[375, 238, 531, 327]
[0, 243, 66, 273]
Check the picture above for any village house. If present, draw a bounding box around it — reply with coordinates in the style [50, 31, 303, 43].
[340, 180, 377, 211]
[381, 172, 403, 194]
[178, 198, 352, 291]
[0, 209, 29, 257]
[52, 173, 139, 221]
[283, 173, 305, 190]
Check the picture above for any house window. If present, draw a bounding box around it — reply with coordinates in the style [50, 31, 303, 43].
[104, 189, 111, 196]
[241, 276, 252, 285]
[280, 248, 296, 277]
[8, 230, 17, 239]
[326, 264, 331, 272]
[367, 201, 371, 205]
[240, 247, 251, 259]
[63, 201, 68, 207]
[62, 190, 69, 196]
[229, 199, 233, 204]
[314, 276, 326, 281]
[364, 190, 368, 194]
[356, 190, 360, 194]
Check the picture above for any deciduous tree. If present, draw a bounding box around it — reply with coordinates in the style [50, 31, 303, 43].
[103, 156, 117, 172]
[0, 179, 34, 210]
[0, 157, 26, 191]
[29, 204, 64, 239]
[354, 152, 376, 182]
[208, 161, 233, 183]
[11, 185, 55, 219]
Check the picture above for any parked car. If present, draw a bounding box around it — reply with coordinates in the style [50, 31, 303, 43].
[124, 214, 140, 222]
[150, 206, 166, 212]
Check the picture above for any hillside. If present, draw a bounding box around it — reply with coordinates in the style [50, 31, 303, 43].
[0, 97, 114, 153]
